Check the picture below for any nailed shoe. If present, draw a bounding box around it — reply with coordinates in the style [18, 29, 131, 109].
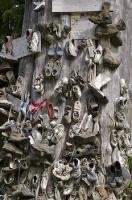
[45, 60, 53, 77]
[103, 48, 121, 69]
[33, 74, 44, 94]
[71, 158, 81, 179]
[26, 29, 39, 52]
[110, 32, 123, 47]
[89, 2, 112, 26]
[114, 161, 123, 186]
[48, 43, 56, 56]
[94, 44, 103, 64]
[63, 105, 72, 124]
[95, 19, 126, 38]
[65, 39, 78, 57]
[73, 101, 81, 122]
[52, 59, 62, 79]
[63, 180, 74, 196]
[52, 160, 73, 181]
[107, 165, 117, 188]
[56, 41, 64, 56]
[33, 0, 45, 12]
[72, 85, 82, 100]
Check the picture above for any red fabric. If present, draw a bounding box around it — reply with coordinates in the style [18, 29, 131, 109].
[29, 98, 55, 119]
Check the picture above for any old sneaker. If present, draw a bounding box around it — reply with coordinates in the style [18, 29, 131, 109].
[95, 19, 126, 38]
[103, 48, 121, 69]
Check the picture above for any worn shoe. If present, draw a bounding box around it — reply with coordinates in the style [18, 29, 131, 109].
[33, 74, 44, 94]
[75, 144, 97, 157]
[45, 60, 53, 78]
[0, 74, 8, 87]
[114, 161, 123, 186]
[2, 141, 23, 156]
[65, 39, 78, 57]
[41, 169, 49, 191]
[110, 32, 123, 47]
[2, 36, 13, 55]
[63, 180, 74, 196]
[63, 105, 72, 124]
[0, 63, 11, 73]
[26, 29, 39, 52]
[103, 48, 121, 69]
[72, 85, 82, 100]
[56, 41, 64, 56]
[95, 19, 126, 38]
[52, 59, 62, 79]
[73, 101, 81, 122]
[33, 0, 45, 12]
[107, 165, 117, 188]
[71, 158, 81, 179]
[0, 99, 12, 109]
[94, 44, 103, 64]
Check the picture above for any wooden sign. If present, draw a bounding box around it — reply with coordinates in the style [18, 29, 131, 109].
[0, 32, 41, 61]
[52, 0, 111, 13]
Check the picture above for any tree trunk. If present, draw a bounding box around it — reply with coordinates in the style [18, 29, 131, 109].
[16, 0, 132, 199]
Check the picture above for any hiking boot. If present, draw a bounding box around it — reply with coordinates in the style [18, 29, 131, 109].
[33, 0, 45, 12]
[2, 141, 23, 156]
[103, 48, 121, 69]
[95, 19, 126, 38]
[12, 184, 35, 199]
[72, 85, 82, 100]
[72, 101, 81, 122]
[63, 105, 72, 124]
[33, 74, 44, 94]
[114, 161, 123, 186]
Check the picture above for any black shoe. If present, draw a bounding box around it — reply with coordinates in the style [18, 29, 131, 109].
[107, 165, 117, 188]
[114, 161, 123, 186]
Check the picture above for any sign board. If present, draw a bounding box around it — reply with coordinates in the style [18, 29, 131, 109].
[52, 0, 112, 13]
[0, 31, 41, 61]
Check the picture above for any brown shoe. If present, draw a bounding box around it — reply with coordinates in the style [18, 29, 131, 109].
[103, 48, 121, 69]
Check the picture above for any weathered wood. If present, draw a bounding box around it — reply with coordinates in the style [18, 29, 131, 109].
[52, 0, 111, 13]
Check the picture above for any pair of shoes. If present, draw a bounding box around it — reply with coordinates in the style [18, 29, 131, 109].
[89, 2, 112, 26]
[95, 19, 126, 38]
[48, 41, 64, 56]
[45, 59, 62, 79]
[33, 74, 44, 94]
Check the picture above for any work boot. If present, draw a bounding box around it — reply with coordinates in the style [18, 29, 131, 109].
[89, 2, 112, 26]
[33, 0, 45, 12]
[103, 48, 121, 69]
[95, 19, 126, 38]
[114, 161, 123, 186]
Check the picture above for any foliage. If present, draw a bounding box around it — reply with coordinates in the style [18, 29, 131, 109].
[0, 0, 24, 46]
